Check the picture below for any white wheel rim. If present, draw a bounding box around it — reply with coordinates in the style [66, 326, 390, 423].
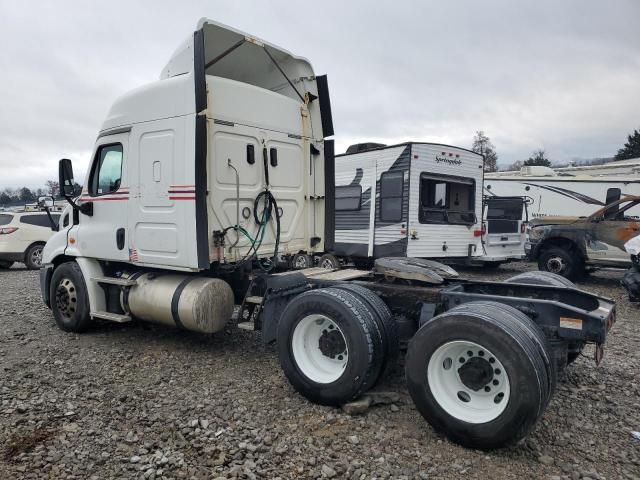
[427, 340, 510, 424]
[294, 256, 308, 269]
[321, 258, 335, 269]
[291, 314, 348, 384]
[547, 257, 565, 274]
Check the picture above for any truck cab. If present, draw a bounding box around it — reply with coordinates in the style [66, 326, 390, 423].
[42, 18, 334, 321]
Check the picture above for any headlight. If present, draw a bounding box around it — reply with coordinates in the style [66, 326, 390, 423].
[527, 227, 543, 241]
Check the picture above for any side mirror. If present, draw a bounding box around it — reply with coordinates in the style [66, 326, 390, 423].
[59, 159, 75, 197]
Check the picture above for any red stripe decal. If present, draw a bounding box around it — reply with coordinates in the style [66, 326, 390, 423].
[168, 190, 195, 194]
[169, 196, 195, 200]
[80, 197, 129, 201]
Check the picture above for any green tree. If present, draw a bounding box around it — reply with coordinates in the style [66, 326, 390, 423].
[0, 192, 11, 205]
[472, 130, 498, 172]
[19, 187, 36, 202]
[614, 129, 640, 160]
[524, 149, 551, 167]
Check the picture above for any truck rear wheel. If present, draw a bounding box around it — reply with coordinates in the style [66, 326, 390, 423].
[50, 262, 91, 332]
[277, 288, 384, 405]
[292, 253, 312, 269]
[506, 270, 576, 288]
[405, 302, 552, 449]
[506, 272, 584, 365]
[319, 253, 340, 270]
[331, 283, 399, 380]
[538, 247, 584, 280]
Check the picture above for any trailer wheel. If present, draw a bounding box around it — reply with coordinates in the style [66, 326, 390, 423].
[319, 253, 340, 270]
[277, 288, 384, 405]
[506, 272, 584, 365]
[332, 284, 399, 380]
[405, 302, 552, 449]
[292, 253, 312, 269]
[49, 262, 91, 332]
[538, 247, 583, 280]
[0, 260, 13, 269]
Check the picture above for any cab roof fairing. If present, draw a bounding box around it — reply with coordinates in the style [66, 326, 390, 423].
[160, 19, 316, 104]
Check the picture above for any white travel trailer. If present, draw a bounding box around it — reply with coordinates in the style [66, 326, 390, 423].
[327, 143, 524, 266]
[485, 159, 640, 218]
[331, 143, 485, 261]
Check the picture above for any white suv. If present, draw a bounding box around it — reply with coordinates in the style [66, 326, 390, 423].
[0, 212, 60, 269]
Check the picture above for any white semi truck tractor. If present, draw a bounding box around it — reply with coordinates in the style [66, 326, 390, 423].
[41, 19, 616, 450]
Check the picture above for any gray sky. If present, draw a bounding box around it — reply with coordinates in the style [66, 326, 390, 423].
[0, 0, 638, 189]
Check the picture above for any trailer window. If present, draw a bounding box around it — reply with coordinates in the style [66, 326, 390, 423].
[89, 144, 123, 196]
[379, 171, 404, 222]
[419, 174, 475, 225]
[335, 185, 362, 211]
[486, 198, 523, 221]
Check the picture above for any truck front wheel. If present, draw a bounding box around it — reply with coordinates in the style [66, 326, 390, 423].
[50, 262, 91, 332]
[405, 302, 553, 449]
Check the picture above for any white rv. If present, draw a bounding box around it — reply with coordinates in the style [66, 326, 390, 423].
[330, 143, 483, 261]
[485, 159, 640, 218]
[326, 142, 524, 266]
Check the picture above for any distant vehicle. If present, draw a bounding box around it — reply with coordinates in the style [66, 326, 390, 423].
[622, 235, 640, 301]
[526, 195, 640, 279]
[481, 195, 529, 267]
[0, 211, 60, 269]
[484, 158, 640, 218]
[295, 143, 526, 270]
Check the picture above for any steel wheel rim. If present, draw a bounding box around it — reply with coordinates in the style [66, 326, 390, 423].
[294, 255, 308, 269]
[31, 246, 43, 267]
[291, 314, 348, 384]
[321, 258, 335, 269]
[55, 277, 78, 320]
[547, 257, 565, 274]
[427, 340, 510, 423]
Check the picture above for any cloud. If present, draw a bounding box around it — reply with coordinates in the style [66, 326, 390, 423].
[0, 0, 638, 189]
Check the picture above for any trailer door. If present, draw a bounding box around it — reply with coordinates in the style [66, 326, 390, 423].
[483, 196, 526, 259]
[372, 147, 410, 257]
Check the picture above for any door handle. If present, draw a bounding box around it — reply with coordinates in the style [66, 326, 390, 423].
[116, 228, 125, 250]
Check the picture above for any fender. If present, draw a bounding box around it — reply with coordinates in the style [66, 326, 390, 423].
[531, 226, 588, 259]
[74, 257, 107, 315]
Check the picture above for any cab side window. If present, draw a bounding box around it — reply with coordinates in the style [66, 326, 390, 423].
[90, 144, 123, 196]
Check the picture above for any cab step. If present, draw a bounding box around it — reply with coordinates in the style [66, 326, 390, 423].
[245, 295, 264, 305]
[91, 311, 132, 323]
[92, 276, 138, 287]
[237, 321, 255, 331]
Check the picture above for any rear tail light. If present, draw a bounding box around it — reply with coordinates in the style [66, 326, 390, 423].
[473, 226, 486, 237]
[521, 222, 527, 234]
[0, 227, 18, 234]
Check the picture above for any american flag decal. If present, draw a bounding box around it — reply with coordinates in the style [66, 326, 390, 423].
[129, 248, 139, 262]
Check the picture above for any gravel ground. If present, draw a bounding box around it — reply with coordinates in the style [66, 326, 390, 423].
[0, 262, 639, 480]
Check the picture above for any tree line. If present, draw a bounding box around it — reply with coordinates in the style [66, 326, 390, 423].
[0, 180, 82, 206]
[472, 127, 640, 172]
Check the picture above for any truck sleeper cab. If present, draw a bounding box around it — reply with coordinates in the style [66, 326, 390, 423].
[41, 19, 616, 452]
